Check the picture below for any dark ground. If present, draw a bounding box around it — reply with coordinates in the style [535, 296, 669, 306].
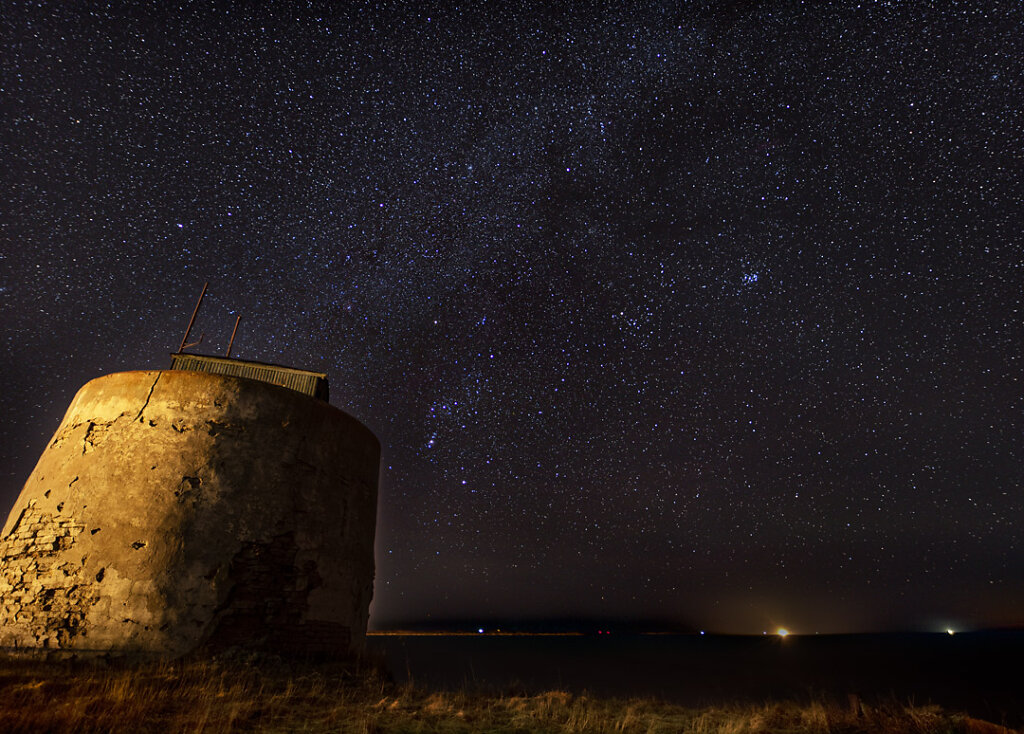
[370, 631, 1024, 728]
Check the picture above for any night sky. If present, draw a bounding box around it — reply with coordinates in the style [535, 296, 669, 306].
[2, 2, 1021, 635]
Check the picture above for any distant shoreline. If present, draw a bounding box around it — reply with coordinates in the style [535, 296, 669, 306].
[368, 630, 585, 637]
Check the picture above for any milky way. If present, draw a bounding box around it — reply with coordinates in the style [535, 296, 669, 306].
[2, 2, 1021, 633]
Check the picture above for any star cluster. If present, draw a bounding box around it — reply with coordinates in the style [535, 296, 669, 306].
[1, 2, 1021, 633]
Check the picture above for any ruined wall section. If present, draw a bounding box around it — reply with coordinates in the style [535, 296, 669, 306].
[0, 500, 93, 649]
[0, 370, 379, 657]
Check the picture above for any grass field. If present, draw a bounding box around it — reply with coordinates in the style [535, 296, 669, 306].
[0, 654, 1013, 733]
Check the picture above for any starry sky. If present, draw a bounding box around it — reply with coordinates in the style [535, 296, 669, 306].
[1, 2, 1021, 634]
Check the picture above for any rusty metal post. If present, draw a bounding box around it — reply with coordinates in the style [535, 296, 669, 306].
[178, 282, 208, 353]
[226, 315, 241, 358]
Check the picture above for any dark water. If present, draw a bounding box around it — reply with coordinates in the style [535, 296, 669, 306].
[369, 632, 1024, 727]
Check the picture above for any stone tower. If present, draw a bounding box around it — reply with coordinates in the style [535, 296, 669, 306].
[0, 364, 379, 657]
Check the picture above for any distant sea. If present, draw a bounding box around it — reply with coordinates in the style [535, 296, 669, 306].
[368, 631, 1024, 727]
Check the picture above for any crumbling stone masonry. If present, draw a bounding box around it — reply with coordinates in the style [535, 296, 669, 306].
[0, 370, 379, 657]
[0, 500, 93, 649]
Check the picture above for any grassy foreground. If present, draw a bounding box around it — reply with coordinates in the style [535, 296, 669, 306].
[0, 654, 1012, 734]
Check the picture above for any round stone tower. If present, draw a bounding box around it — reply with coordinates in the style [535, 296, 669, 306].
[0, 369, 379, 657]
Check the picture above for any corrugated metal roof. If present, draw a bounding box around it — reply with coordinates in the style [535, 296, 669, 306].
[169, 353, 329, 402]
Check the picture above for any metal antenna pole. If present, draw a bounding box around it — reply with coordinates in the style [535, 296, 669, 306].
[178, 282, 208, 353]
[226, 315, 241, 358]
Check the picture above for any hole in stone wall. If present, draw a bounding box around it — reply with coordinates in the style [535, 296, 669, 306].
[175, 475, 202, 498]
[44, 490, 51, 498]
[91, 528, 101, 535]
[56, 502, 64, 512]
[95, 568, 105, 582]
[131, 541, 147, 550]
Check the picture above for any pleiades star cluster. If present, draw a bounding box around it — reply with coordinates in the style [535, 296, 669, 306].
[1, 2, 1020, 633]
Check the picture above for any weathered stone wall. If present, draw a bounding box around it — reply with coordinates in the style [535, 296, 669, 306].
[0, 370, 379, 657]
[0, 501, 94, 648]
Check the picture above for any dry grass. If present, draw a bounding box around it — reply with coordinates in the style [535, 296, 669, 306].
[0, 654, 1002, 733]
